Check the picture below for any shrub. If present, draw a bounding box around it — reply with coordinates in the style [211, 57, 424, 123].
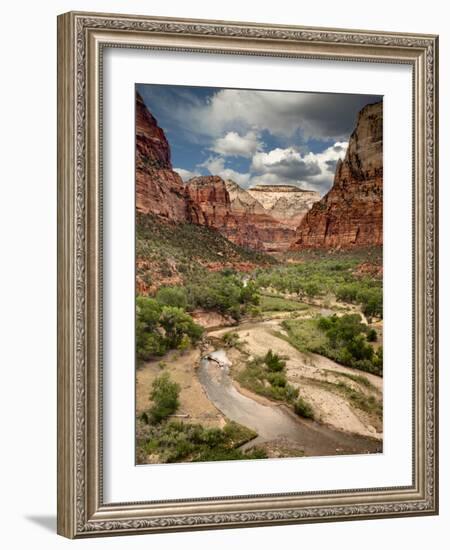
[304, 282, 320, 297]
[266, 372, 287, 387]
[347, 334, 374, 361]
[367, 328, 378, 342]
[281, 315, 383, 376]
[149, 373, 180, 423]
[323, 314, 365, 347]
[237, 353, 299, 405]
[239, 281, 259, 305]
[178, 334, 191, 352]
[264, 350, 286, 372]
[138, 420, 264, 463]
[317, 316, 333, 331]
[284, 384, 300, 402]
[222, 332, 240, 348]
[136, 330, 167, 361]
[294, 397, 315, 419]
[156, 286, 188, 309]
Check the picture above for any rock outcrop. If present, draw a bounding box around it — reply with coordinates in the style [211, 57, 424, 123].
[186, 177, 296, 252]
[135, 91, 322, 252]
[290, 101, 383, 249]
[136, 91, 188, 221]
[247, 185, 320, 229]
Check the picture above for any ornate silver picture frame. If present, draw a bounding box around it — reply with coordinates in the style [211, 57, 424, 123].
[57, 11, 438, 538]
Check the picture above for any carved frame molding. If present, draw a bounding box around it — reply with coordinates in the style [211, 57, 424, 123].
[57, 11, 438, 538]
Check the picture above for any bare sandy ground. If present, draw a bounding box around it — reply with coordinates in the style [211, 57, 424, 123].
[136, 348, 225, 428]
[210, 317, 383, 440]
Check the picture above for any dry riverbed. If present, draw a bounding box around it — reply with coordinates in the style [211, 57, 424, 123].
[210, 315, 383, 441]
[136, 303, 383, 460]
[136, 348, 225, 429]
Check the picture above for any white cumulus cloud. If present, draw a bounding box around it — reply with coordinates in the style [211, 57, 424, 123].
[199, 156, 251, 187]
[211, 130, 262, 157]
[250, 142, 348, 195]
[251, 147, 321, 179]
[182, 89, 380, 141]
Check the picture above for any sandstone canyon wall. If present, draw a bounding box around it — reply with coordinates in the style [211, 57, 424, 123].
[136, 91, 320, 252]
[136, 92, 188, 221]
[290, 101, 383, 249]
[247, 185, 320, 229]
[185, 177, 296, 252]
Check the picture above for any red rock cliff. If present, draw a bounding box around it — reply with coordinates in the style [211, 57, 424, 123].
[135, 91, 319, 252]
[290, 101, 383, 249]
[136, 91, 188, 221]
[186, 177, 296, 252]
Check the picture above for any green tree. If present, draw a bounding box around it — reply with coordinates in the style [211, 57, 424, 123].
[136, 297, 165, 361]
[136, 296, 161, 331]
[239, 281, 259, 305]
[159, 306, 203, 349]
[346, 334, 374, 361]
[149, 373, 180, 423]
[156, 286, 188, 309]
[136, 330, 167, 360]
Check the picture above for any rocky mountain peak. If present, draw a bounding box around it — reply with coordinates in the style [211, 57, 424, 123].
[247, 184, 321, 229]
[290, 100, 383, 249]
[135, 91, 188, 221]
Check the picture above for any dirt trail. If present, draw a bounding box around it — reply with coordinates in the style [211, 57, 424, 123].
[209, 317, 383, 440]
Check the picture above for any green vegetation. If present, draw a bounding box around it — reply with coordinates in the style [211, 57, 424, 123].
[237, 350, 315, 419]
[264, 349, 286, 372]
[324, 369, 376, 391]
[302, 376, 382, 419]
[138, 371, 267, 463]
[294, 397, 315, 419]
[136, 212, 274, 288]
[152, 272, 261, 322]
[254, 253, 382, 318]
[238, 351, 297, 403]
[136, 296, 203, 362]
[281, 314, 383, 376]
[149, 372, 180, 423]
[138, 419, 266, 463]
[259, 294, 309, 313]
[185, 272, 259, 321]
[335, 284, 382, 318]
[333, 381, 382, 417]
[156, 286, 188, 309]
[221, 331, 242, 349]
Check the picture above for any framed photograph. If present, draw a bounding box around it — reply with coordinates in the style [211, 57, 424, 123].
[57, 11, 439, 538]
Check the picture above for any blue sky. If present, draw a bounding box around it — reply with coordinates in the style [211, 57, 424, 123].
[136, 83, 381, 195]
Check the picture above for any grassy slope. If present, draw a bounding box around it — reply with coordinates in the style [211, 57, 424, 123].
[136, 212, 275, 291]
[259, 294, 309, 312]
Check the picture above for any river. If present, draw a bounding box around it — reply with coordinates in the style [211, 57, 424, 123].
[199, 350, 381, 457]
